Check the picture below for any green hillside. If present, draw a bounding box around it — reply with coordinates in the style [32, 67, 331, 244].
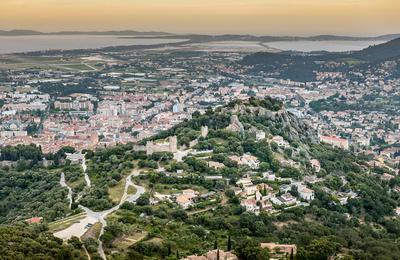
[0, 98, 399, 259]
[100, 98, 400, 259]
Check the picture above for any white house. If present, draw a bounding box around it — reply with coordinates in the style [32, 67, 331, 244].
[66, 153, 85, 164]
[280, 193, 297, 205]
[263, 171, 276, 181]
[229, 154, 260, 169]
[241, 198, 259, 214]
[299, 187, 315, 201]
[256, 130, 266, 141]
[271, 193, 297, 206]
[176, 189, 198, 209]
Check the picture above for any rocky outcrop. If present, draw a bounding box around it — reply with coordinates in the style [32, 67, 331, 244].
[221, 102, 318, 144]
[226, 115, 245, 137]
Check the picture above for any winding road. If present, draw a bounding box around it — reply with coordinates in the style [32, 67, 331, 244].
[54, 168, 145, 260]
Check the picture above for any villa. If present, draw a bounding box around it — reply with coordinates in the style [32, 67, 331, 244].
[176, 189, 198, 209]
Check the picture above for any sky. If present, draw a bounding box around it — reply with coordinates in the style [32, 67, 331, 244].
[0, 0, 399, 36]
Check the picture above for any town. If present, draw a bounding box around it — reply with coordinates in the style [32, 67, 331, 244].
[1, 48, 399, 166]
[0, 39, 400, 260]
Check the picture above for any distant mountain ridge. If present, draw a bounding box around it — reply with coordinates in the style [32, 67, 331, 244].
[0, 29, 174, 36]
[1, 29, 399, 41]
[374, 33, 400, 41]
[0, 30, 43, 36]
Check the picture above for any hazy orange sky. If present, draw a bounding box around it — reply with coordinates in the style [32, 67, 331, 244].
[0, 0, 399, 36]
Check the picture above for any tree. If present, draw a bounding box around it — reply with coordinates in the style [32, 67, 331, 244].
[227, 235, 232, 251]
[0, 225, 84, 258]
[172, 209, 188, 221]
[0, 144, 43, 163]
[297, 238, 339, 260]
[136, 193, 150, 206]
[259, 162, 271, 171]
[235, 238, 269, 260]
[127, 250, 143, 259]
[26, 122, 39, 135]
[289, 185, 299, 198]
[16, 159, 28, 171]
[280, 167, 302, 180]
[214, 239, 218, 249]
[67, 236, 82, 249]
[225, 189, 235, 198]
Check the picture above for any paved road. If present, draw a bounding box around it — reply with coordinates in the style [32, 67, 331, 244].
[96, 169, 145, 259]
[54, 168, 145, 259]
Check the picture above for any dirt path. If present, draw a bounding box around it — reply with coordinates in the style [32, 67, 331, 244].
[82, 242, 92, 260]
[54, 168, 145, 260]
[60, 172, 73, 209]
[82, 157, 91, 188]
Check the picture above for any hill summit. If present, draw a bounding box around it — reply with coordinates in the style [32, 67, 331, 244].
[152, 97, 318, 149]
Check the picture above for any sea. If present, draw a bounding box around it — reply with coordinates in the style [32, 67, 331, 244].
[0, 35, 387, 54]
[0, 35, 187, 54]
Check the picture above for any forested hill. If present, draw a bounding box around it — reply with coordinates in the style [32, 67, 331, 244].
[0, 98, 399, 259]
[240, 37, 400, 81]
[132, 97, 399, 259]
[354, 37, 400, 61]
[242, 37, 400, 62]
[145, 97, 318, 147]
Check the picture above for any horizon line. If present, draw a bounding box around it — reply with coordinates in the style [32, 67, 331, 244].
[1, 29, 399, 38]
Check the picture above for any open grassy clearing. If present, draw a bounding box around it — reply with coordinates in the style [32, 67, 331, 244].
[108, 170, 134, 204]
[108, 181, 126, 204]
[67, 177, 86, 190]
[154, 183, 209, 195]
[127, 185, 137, 195]
[0, 54, 98, 70]
[59, 63, 95, 71]
[113, 231, 148, 250]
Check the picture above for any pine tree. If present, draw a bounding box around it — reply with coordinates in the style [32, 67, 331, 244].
[214, 239, 218, 249]
[227, 235, 232, 251]
[217, 249, 220, 260]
